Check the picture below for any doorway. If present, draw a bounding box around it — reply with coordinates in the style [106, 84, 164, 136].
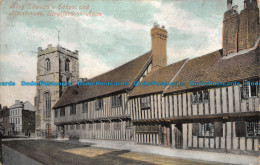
[174, 124, 183, 149]
[161, 124, 172, 147]
[46, 124, 51, 138]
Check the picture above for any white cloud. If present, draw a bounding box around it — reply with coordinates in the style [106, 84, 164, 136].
[79, 52, 113, 79]
[153, 1, 222, 64]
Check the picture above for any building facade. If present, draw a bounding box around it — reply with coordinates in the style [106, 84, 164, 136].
[0, 106, 10, 136]
[9, 100, 35, 135]
[35, 44, 79, 138]
[53, 0, 259, 155]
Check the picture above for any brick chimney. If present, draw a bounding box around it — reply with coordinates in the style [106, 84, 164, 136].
[222, 0, 239, 55]
[238, 0, 259, 51]
[150, 24, 168, 70]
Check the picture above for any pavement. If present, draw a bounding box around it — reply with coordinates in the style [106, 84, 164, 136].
[2, 138, 259, 165]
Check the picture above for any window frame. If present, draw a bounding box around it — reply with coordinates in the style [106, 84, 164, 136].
[43, 92, 51, 118]
[60, 107, 65, 117]
[192, 90, 209, 104]
[246, 121, 259, 137]
[70, 104, 76, 115]
[198, 123, 215, 138]
[55, 109, 58, 118]
[140, 96, 151, 110]
[82, 102, 88, 113]
[65, 59, 70, 72]
[111, 94, 122, 108]
[45, 58, 51, 72]
[95, 98, 103, 110]
[241, 79, 258, 99]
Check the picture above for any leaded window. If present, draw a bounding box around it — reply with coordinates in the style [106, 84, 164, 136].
[199, 123, 214, 137]
[82, 102, 88, 113]
[95, 98, 103, 110]
[246, 122, 259, 137]
[112, 94, 122, 107]
[65, 59, 70, 72]
[43, 92, 51, 118]
[55, 110, 58, 118]
[241, 79, 258, 99]
[140, 96, 150, 109]
[45, 58, 51, 71]
[60, 108, 65, 116]
[70, 104, 76, 115]
[192, 90, 209, 103]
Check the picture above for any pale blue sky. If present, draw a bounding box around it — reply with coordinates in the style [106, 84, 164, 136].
[0, 0, 245, 106]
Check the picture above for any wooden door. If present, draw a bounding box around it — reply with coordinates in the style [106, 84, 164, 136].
[174, 124, 183, 149]
[162, 125, 171, 147]
[46, 124, 51, 138]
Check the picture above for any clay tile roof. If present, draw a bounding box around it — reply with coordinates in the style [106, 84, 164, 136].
[129, 59, 187, 97]
[164, 48, 259, 94]
[53, 51, 152, 108]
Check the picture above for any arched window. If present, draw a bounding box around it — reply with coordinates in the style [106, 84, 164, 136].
[65, 59, 70, 72]
[45, 58, 51, 71]
[43, 92, 51, 118]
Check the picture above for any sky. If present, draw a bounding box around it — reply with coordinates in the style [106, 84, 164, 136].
[0, 0, 245, 107]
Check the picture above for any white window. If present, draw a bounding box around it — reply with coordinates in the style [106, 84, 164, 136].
[241, 79, 258, 99]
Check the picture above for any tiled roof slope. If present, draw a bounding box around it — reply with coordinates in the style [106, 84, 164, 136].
[164, 47, 259, 94]
[53, 51, 152, 108]
[129, 59, 187, 97]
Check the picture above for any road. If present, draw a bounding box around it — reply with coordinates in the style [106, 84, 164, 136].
[3, 140, 226, 165]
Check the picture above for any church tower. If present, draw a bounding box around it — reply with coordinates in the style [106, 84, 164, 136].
[35, 44, 79, 137]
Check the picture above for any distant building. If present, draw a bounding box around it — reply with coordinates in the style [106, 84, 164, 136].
[9, 100, 35, 135]
[0, 106, 9, 136]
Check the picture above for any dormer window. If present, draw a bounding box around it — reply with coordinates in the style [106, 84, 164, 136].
[45, 58, 51, 71]
[65, 59, 70, 72]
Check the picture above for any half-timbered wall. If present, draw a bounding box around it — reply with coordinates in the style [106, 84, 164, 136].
[55, 92, 136, 140]
[183, 122, 259, 152]
[58, 121, 135, 141]
[55, 93, 129, 124]
[130, 85, 259, 121]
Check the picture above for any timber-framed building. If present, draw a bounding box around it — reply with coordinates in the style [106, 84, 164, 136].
[53, 0, 259, 155]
